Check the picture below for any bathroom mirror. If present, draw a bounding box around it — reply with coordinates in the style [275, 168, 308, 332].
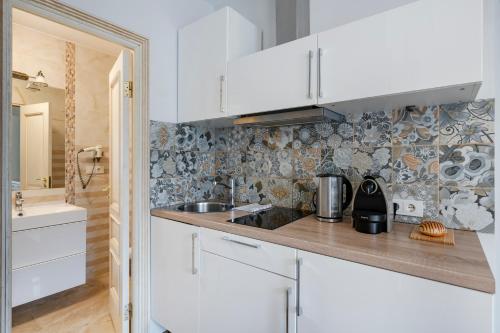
[11, 77, 65, 190]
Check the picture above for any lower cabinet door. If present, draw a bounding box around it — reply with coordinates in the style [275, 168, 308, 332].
[151, 217, 201, 333]
[200, 251, 297, 333]
[297, 251, 493, 333]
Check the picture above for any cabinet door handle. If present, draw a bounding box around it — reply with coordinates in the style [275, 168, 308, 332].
[297, 258, 303, 316]
[219, 75, 225, 113]
[222, 236, 261, 249]
[318, 48, 323, 98]
[307, 50, 313, 99]
[286, 287, 292, 333]
[192, 233, 198, 275]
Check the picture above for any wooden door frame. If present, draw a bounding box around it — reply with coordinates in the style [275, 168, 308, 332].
[0, 1, 150, 332]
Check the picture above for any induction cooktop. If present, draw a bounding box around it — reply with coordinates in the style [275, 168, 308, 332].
[227, 207, 311, 230]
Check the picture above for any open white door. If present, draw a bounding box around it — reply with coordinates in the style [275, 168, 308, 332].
[109, 50, 132, 333]
[20, 102, 52, 189]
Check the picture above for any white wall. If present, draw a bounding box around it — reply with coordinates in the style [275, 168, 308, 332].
[309, 0, 418, 34]
[60, 0, 214, 123]
[206, 0, 276, 49]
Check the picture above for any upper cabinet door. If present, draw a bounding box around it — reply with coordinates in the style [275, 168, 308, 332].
[178, 9, 228, 123]
[317, 13, 391, 104]
[228, 34, 318, 116]
[178, 7, 260, 123]
[385, 0, 483, 95]
[318, 0, 482, 111]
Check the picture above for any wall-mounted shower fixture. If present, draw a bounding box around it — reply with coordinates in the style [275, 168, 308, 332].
[14, 70, 49, 91]
[77, 145, 103, 189]
[26, 70, 48, 91]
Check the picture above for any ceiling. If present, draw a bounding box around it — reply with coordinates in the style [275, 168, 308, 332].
[13, 8, 123, 57]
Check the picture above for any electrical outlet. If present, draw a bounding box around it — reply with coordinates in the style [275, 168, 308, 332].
[393, 199, 424, 217]
[86, 165, 105, 175]
[404, 200, 424, 217]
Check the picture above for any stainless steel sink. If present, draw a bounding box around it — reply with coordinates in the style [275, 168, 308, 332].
[177, 202, 234, 213]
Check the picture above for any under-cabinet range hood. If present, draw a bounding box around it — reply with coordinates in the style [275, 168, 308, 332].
[233, 107, 345, 127]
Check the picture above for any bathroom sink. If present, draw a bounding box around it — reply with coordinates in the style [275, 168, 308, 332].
[177, 202, 234, 213]
[12, 203, 87, 231]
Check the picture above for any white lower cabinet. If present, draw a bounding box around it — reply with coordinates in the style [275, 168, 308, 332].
[200, 251, 297, 333]
[151, 219, 492, 333]
[297, 250, 493, 333]
[151, 217, 201, 333]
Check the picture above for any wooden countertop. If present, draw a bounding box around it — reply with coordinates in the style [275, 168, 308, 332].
[150, 208, 495, 294]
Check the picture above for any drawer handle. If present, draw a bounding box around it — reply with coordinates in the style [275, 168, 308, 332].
[222, 236, 261, 249]
[297, 258, 303, 316]
[192, 233, 198, 275]
[286, 287, 292, 333]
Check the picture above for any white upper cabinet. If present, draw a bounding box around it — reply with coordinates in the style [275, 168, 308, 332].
[317, 0, 483, 113]
[178, 7, 260, 123]
[228, 34, 318, 116]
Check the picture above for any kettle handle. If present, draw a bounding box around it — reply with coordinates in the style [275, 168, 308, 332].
[312, 191, 317, 211]
[342, 176, 353, 210]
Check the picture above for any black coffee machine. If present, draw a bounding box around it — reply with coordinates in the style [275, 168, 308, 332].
[352, 176, 392, 234]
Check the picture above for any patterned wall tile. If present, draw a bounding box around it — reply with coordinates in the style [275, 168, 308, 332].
[150, 149, 176, 179]
[352, 146, 392, 183]
[323, 122, 354, 149]
[292, 179, 317, 211]
[393, 145, 439, 185]
[195, 152, 215, 177]
[440, 99, 494, 145]
[319, 147, 352, 176]
[263, 178, 293, 208]
[150, 178, 183, 208]
[439, 187, 494, 231]
[264, 126, 294, 150]
[270, 149, 294, 177]
[175, 124, 197, 151]
[293, 125, 322, 149]
[149, 98, 495, 232]
[150, 120, 176, 150]
[196, 127, 215, 152]
[393, 105, 439, 145]
[175, 151, 198, 179]
[245, 151, 272, 177]
[185, 177, 216, 203]
[248, 127, 270, 152]
[293, 148, 320, 178]
[215, 128, 228, 151]
[354, 110, 392, 147]
[215, 152, 228, 175]
[439, 144, 494, 187]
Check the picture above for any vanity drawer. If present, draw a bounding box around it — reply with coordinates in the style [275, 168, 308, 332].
[12, 252, 86, 307]
[12, 221, 86, 269]
[201, 228, 296, 278]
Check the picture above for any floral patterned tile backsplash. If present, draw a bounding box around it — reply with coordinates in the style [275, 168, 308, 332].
[150, 99, 495, 232]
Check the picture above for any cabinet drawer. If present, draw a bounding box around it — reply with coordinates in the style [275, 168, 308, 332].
[12, 253, 86, 307]
[201, 228, 296, 278]
[12, 221, 86, 269]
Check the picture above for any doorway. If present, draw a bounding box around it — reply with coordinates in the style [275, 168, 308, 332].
[0, 1, 150, 333]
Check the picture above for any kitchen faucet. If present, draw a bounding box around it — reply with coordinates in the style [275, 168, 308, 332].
[213, 177, 235, 207]
[15, 191, 24, 216]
